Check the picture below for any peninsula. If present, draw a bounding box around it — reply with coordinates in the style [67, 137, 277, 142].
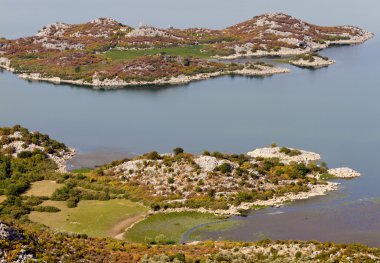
[0, 13, 373, 88]
[0, 125, 371, 262]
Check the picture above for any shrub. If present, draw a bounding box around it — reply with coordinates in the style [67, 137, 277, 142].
[215, 163, 232, 173]
[202, 150, 210, 156]
[146, 151, 160, 160]
[279, 147, 291, 155]
[33, 206, 61, 213]
[288, 149, 301, 156]
[67, 196, 79, 208]
[169, 253, 186, 262]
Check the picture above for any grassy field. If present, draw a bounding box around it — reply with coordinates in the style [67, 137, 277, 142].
[124, 212, 224, 244]
[23, 180, 63, 197]
[29, 199, 148, 237]
[105, 45, 214, 60]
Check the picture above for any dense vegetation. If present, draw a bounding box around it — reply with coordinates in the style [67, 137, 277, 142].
[2, 220, 380, 262]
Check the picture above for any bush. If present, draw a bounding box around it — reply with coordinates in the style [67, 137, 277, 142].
[279, 147, 291, 155]
[279, 147, 301, 156]
[202, 150, 210, 156]
[146, 151, 160, 160]
[288, 149, 301, 156]
[67, 196, 79, 208]
[33, 206, 61, 213]
[169, 253, 186, 262]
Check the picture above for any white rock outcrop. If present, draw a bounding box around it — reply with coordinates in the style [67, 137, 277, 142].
[328, 167, 361, 178]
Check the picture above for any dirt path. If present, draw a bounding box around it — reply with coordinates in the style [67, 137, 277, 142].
[109, 212, 148, 240]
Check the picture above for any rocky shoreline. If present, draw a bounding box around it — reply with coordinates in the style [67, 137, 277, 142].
[10, 64, 290, 88]
[152, 181, 339, 216]
[215, 30, 374, 60]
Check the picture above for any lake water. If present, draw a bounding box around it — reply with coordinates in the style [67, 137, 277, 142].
[1, 0, 380, 246]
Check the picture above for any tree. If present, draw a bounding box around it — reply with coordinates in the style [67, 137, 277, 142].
[172, 147, 184, 155]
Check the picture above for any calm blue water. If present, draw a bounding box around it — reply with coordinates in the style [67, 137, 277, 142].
[1, 0, 380, 246]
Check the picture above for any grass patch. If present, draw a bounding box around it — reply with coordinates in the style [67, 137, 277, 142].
[0, 195, 6, 203]
[320, 173, 336, 180]
[29, 199, 148, 237]
[124, 212, 223, 244]
[105, 45, 214, 60]
[23, 180, 63, 198]
[72, 168, 93, 174]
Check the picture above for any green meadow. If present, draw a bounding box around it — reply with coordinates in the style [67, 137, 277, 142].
[105, 45, 214, 60]
[29, 199, 148, 237]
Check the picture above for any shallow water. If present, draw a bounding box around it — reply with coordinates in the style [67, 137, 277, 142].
[1, 0, 380, 246]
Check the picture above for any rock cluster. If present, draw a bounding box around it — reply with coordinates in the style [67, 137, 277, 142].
[127, 26, 181, 39]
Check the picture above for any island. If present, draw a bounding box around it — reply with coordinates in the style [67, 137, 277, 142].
[0, 13, 373, 88]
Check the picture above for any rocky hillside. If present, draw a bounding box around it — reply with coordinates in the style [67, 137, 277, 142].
[104, 146, 359, 214]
